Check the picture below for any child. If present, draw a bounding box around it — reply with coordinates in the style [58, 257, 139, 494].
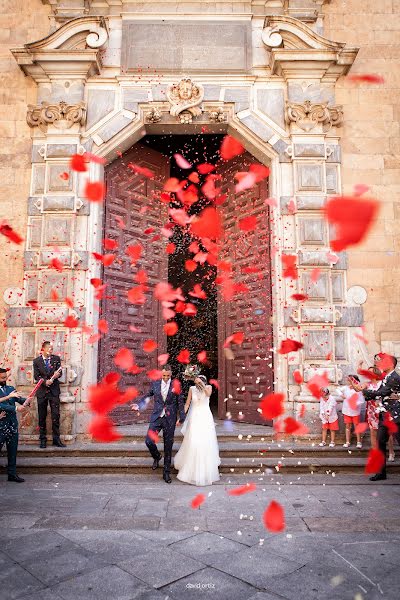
[338, 375, 364, 449]
[319, 387, 338, 447]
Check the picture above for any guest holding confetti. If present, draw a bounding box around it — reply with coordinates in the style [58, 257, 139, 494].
[338, 375, 364, 448]
[319, 387, 339, 447]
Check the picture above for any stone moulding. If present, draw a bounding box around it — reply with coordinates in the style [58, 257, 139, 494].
[286, 100, 343, 132]
[27, 101, 87, 132]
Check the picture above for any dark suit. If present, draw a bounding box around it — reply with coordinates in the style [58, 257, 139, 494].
[33, 354, 62, 442]
[0, 385, 26, 476]
[138, 380, 185, 475]
[363, 370, 400, 476]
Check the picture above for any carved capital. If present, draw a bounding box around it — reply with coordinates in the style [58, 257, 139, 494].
[145, 107, 162, 124]
[27, 101, 86, 132]
[208, 107, 226, 123]
[285, 100, 343, 132]
[167, 78, 204, 123]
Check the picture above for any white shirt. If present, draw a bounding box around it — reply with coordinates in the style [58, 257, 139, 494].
[319, 395, 338, 424]
[160, 379, 171, 418]
[339, 386, 364, 417]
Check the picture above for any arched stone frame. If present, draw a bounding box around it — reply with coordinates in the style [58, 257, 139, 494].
[7, 11, 364, 439]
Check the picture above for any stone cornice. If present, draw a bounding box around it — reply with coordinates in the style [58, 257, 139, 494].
[262, 14, 358, 81]
[11, 16, 108, 83]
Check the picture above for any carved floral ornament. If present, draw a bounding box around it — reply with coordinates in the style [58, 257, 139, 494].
[27, 101, 86, 132]
[285, 100, 343, 132]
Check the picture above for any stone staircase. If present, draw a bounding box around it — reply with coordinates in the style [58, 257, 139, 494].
[5, 422, 399, 475]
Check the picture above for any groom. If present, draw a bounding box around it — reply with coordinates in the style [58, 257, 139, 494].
[132, 365, 186, 483]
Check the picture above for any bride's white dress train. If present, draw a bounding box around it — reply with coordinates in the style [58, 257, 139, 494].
[174, 385, 221, 486]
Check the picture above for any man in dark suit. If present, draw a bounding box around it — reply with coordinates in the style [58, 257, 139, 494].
[33, 341, 65, 448]
[361, 354, 400, 481]
[0, 367, 27, 482]
[132, 365, 185, 483]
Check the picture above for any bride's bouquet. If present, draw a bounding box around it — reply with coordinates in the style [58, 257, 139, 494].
[183, 364, 201, 380]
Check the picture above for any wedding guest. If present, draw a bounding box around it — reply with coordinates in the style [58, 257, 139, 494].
[33, 341, 64, 448]
[319, 387, 339, 448]
[0, 368, 27, 482]
[338, 375, 364, 448]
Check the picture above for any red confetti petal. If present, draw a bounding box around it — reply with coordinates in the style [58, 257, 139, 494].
[174, 153, 192, 169]
[166, 242, 176, 254]
[197, 351, 208, 363]
[27, 300, 39, 310]
[291, 294, 308, 302]
[69, 154, 87, 172]
[281, 254, 298, 279]
[190, 207, 223, 240]
[64, 315, 79, 328]
[103, 238, 119, 250]
[293, 370, 303, 384]
[0, 221, 24, 244]
[263, 501, 285, 533]
[127, 286, 146, 305]
[220, 135, 245, 160]
[126, 244, 142, 264]
[307, 373, 329, 399]
[88, 415, 121, 443]
[177, 349, 190, 364]
[143, 339, 158, 353]
[191, 494, 206, 509]
[50, 258, 64, 272]
[197, 163, 215, 175]
[239, 215, 257, 232]
[164, 322, 179, 336]
[259, 393, 285, 420]
[185, 259, 197, 272]
[128, 163, 155, 178]
[172, 378, 181, 394]
[98, 319, 108, 334]
[348, 73, 385, 84]
[147, 369, 163, 381]
[114, 347, 134, 370]
[228, 483, 257, 496]
[365, 448, 385, 474]
[158, 353, 170, 366]
[278, 339, 303, 354]
[325, 196, 379, 252]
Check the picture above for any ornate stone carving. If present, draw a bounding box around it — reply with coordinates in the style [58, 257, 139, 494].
[146, 107, 162, 123]
[208, 107, 226, 123]
[27, 101, 86, 132]
[166, 78, 204, 123]
[286, 100, 343, 132]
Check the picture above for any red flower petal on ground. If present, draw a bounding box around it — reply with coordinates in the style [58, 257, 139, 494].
[143, 339, 158, 353]
[64, 315, 79, 328]
[228, 483, 257, 496]
[239, 215, 257, 231]
[84, 181, 105, 202]
[147, 369, 163, 381]
[197, 163, 215, 175]
[259, 393, 285, 420]
[0, 221, 24, 244]
[103, 238, 119, 250]
[88, 415, 121, 443]
[164, 322, 178, 336]
[307, 373, 329, 399]
[128, 163, 155, 178]
[50, 258, 64, 271]
[263, 501, 285, 533]
[325, 196, 380, 252]
[348, 74, 385, 84]
[190, 207, 223, 240]
[158, 353, 170, 366]
[291, 294, 308, 302]
[127, 286, 146, 305]
[220, 135, 245, 160]
[114, 347, 134, 370]
[365, 448, 385, 474]
[70, 154, 87, 172]
[278, 339, 303, 354]
[293, 370, 303, 384]
[191, 494, 206, 509]
[172, 378, 181, 394]
[281, 254, 298, 279]
[177, 349, 190, 364]
[174, 153, 192, 169]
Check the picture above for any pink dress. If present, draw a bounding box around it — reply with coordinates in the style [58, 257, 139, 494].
[366, 382, 379, 430]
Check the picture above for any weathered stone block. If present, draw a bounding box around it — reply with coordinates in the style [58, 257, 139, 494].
[31, 145, 44, 163]
[96, 114, 132, 143]
[122, 88, 150, 112]
[47, 165, 73, 193]
[296, 195, 326, 211]
[257, 89, 285, 129]
[46, 144, 78, 158]
[240, 114, 274, 142]
[298, 251, 330, 266]
[326, 145, 342, 163]
[43, 196, 75, 212]
[31, 164, 45, 194]
[6, 308, 33, 327]
[301, 307, 335, 323]
[44, 217, 73, 246]
[294, 144, 325, 158]
[296, 163, 324, 192]
[203, 85, 222, 101]
[224, 88, 250, 113]
[326, 165, 339, 194]
[335, 306, 364, 327]
[303, 329, 332, 360]
[298, 217, 327, 245]
[86, 89, 116, 130]
[301, 272, 329, 300]
[334, 329, 347, 361]
[36, 307, 69, 324]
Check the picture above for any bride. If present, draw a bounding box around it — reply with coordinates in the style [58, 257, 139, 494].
[174, 374, 221, 486]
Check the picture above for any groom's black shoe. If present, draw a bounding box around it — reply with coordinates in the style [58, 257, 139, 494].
[369, 473, 387, 481]
[152, 454, 162, 470]
[163, 472, 172, 484]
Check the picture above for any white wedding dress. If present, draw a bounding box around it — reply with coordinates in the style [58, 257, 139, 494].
[174, 385, 221, 486]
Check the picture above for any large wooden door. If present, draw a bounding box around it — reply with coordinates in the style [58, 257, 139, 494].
[99, 144, 169, 424]
[217, 153, 273, 425]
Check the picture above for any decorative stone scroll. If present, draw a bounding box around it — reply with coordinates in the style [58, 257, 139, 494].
[27, 101, 86, 132]
[285, 100, 343, 132]
[166, 78, 204, 124]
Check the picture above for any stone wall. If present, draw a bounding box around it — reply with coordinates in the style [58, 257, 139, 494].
[0, 0, 51, 353]
[324, 0, 400, 357]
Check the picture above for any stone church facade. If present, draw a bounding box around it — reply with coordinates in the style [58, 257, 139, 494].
[0, 0, 399, 440]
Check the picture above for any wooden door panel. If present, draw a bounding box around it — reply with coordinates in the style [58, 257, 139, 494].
[99, 144, 169, 424]
[217, 154, 273, 425]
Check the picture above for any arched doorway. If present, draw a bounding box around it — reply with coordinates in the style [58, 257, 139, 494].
[98, 135, 273, 425]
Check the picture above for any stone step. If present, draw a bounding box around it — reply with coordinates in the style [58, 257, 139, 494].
[4, 455, 399, 475]
[16, 442, 372, 459]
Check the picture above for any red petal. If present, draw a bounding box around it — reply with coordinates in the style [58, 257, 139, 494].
[128, 163, 155, 178]
[172, 378, 181, 394]
[249, 163, 270, 182]
[0, 222, 24, 244]
[103, 238, 119, 250]
[197, 351, 208, 363]
[127, 286, 146, 305]
[355, 422, 369, 434]
[278, 339, 303, 355]
[291, 294, 308, 301]
[88, 415, 121, 443]
[325, 196, 379, 251]
[114, 347, 134, 370]
[383, 412, 398, 435]
[147, 369, 163, 381]
[84, 181, 105, 202]
[293, 370, 303, 384]
[311, 268, 320, 284]
[259, 393, 285, 420]
[263, 501, 285, 533]
[147, 429, 160, 443]
[191, 493, 206, 509]
[166, 242, 176, 255]
[164, 322, 178, 336]
[174, 153, 192, 169]
[235, 172, 257, 193]
[239, 215, 257, 231]
[126, 244, 142, 264]
[98, 319, 108, 334]
[220, 135, 245, 160]
[306, 373, 329, 399]
[27, 300, 39, 310]
[188, 172, 200, 183]
[143, 339, 158, 353]
[158, 353, 170, 366]
[169, 208, 190, 227]
[281, 255, 298, 279]
[197, 163, 215, 175]
[164, 177, 182, 192]
[209, 379, 219, 389]
[70, 154, 87, 172]
[177, 349, 190, 364]
[115, 216, 126, 229]
[348, 73, 385, 84]
[353, 183, 370, 197]
[64, 315, 79, 328]
[228, 483, 257, 496]
[50, 258, 64, 272]
[365, 448, 385, 474]
[190, 207, 223, 240]
[183, 303, 197, 317]
[185, 259, 197, 272]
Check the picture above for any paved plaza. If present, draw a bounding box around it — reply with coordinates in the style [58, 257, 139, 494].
[0, 472, 400, 600]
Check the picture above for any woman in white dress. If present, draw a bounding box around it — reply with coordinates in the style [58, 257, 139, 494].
[174, 375, 221, 486]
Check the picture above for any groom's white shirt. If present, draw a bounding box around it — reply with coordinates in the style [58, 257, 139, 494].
[160, 378, 171, 418]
